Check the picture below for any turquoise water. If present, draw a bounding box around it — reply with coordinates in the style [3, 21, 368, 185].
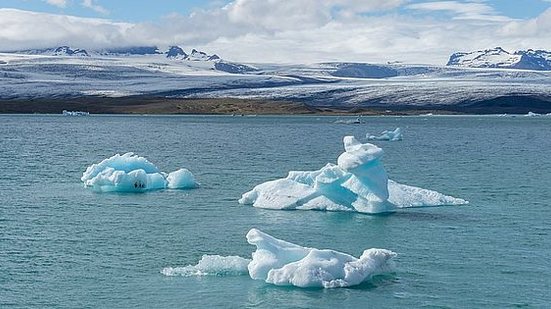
[1, 115, 550, 308]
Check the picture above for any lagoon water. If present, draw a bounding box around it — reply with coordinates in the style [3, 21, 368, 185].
[1, 114, 550, 308]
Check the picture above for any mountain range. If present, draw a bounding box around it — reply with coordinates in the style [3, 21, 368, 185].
[447, 47, 551, 70]
[1, 45, 551, 114]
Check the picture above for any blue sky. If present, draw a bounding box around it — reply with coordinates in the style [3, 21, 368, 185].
[1, 0, 551, 64]
[2, 0, 550, 21]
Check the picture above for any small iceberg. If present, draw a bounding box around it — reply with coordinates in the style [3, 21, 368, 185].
[524, 111, 541, 117]
[63, 110, 89, 116]
[366, 127, 402, 141]
[239, 136, 466, 214]
[162, 229, 396, 289]
[334, 117, 361, 124]
[81, 153, 198, 192]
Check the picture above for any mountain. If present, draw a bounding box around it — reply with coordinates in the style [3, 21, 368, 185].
[9, 45, 222, 62]
[14, 46, 90, 57]
[187, 49, 220, 61]
[165, 46, 187, 59]
[447, 47, 551, 70]
[2, 45, 551, 114]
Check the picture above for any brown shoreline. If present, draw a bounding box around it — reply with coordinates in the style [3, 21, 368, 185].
[0, 97, 464, 115]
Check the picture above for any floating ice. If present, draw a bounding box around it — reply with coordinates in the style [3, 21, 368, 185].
[334, 117, 361, 124]
[366, 127, 402, 141]
[239, 136, 467, 214]
[62, 110, 89, 116]
[161, 229, 396, 289]
[161, 255, 250, 277]
[81, 153, 197, 192]
[247, 229, 396, 288]
[524, 111, 541, 117]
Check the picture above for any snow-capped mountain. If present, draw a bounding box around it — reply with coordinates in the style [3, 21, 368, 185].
[15, 46, 90, 57]
[165, 46, 187, 59]
[187, 49, 220, 61]
[10, 45, 223, 62]
[447, 47, 551, 70]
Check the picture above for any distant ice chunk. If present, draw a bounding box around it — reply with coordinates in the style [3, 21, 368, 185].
[524, 111, 541, 117]
[81, 153, 197, 192]
[239, 136, 467, 214]
[62, 110, 89, 116]
[161, 255, 250, 277]
[247, 228, 396, 288]
[366, 127, 402, 141]
[334, 117, 361, 124]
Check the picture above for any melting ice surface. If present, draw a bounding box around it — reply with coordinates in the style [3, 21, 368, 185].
[162, 229, 396, 289]
[239, 136, 467, 214]
[366, 127, 402, 141]
[161, 255, 250, 277]
[81, 153, 197, 192]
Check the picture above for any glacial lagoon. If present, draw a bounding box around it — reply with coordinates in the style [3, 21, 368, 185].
[1, 114, 550, 307]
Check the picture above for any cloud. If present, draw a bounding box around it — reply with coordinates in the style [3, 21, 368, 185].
[406, 0, 510, 21]
[81, 0, 108, 15]
[0, 1, 550, 65]
[45, 0, 67, 8]
[0, 9, 131, 50]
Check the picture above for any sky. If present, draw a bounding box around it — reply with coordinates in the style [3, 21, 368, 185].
[1, 0, 551, 64]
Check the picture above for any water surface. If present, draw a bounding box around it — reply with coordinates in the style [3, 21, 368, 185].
[1, 115, 550, 308]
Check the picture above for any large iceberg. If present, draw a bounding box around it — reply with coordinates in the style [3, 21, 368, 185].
[247, 228, 396, 288]
[81, 153, 198, 192]
[366, 127, 402, 141]
[239, 136, 466, 214]
[162, 229, 396, 289]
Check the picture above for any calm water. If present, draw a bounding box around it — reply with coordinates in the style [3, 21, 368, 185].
[1, 114, 550, 308]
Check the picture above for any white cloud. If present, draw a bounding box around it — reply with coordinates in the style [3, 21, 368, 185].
[81, 0, 108, 15]
[45, 0, 67, 8]
[1, 1, 551, 65]
[406, 0, 511, 21]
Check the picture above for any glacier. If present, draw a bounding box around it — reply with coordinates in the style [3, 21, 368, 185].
[239, 136, 466, 214]
[1, 50, 551, 114]
[162, 229, 396, 289]
[81, 153, 197, 192]
[366, 127, 402, 141]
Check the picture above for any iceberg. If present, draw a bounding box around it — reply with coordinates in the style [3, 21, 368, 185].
[334, 117, 361, 124]
[162, 229, 396, 289]
[239, 136, 467, 214]
[81, 153, 198, 192]
[62, 110, 89, 116]
[366, 127, 402, 141]
[247, 229, 396, 288]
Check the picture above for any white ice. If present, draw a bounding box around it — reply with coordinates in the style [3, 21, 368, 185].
[81, 153, 197, 192]
[239, 136, 467, 214]
[366, 127, 402, 141]
[161, 255, 250, 277]
[161, 229, 396, 289]
[247, 228, 396, 288]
